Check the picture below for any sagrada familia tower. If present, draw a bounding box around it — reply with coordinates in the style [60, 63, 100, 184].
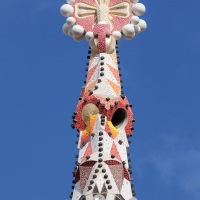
[60, 0, 146, 199]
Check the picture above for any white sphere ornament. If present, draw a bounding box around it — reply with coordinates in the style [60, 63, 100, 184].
[62, 23, 71, 35]
[112, 31, 121, 40]
[138, 19, 147, 31]
[134, 25, 141, 34]
[132, 3, 146, 16]
[60, 4, 74, 17]
[68, 28, 73, 37]
[122, 24, 135, 36]
[85, 31, 94, 41]
[72, 25, 84, 37]
[73, 34, 85, 42]
[131, 16, 140, 25]
[124, 32, 135, 40]
[131, 0, 139, 3]
[66, 17, 76, 27]
[66, 0, 75, 5]
[130, 198, 138, 200]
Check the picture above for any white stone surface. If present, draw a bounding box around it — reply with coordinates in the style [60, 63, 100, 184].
[115, 140, 128, 167]
[88, 55, 99, 70]
[105, 53, 117, 69]
[114, 130, 129, 148]
[78, 141, 89, 163]
[121, 179, 133, 200]
[95, 174, 104, 192]
[72, 181, 82, 200]
[103, 131, 113, 154]
[85, 68, 99, 88]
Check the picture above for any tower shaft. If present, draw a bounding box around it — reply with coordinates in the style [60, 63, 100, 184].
[71, 49, 135, 200]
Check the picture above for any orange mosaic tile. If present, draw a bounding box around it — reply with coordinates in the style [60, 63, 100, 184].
[86, 64, 98, 85]
[107, 63, 120, 83]
[89, 114, 98, 133]
[110, 52, 118, 66]
[85, 80, 97, 93]
[107, 79, 120, 96]
[107, 121, 119, 138]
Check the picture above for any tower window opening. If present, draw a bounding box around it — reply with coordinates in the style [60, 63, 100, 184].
[111, 108, 127, 130]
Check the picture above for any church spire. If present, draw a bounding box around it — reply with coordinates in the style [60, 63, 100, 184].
[60, 0, 147, 199]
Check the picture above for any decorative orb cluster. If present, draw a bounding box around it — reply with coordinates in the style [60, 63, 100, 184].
[60, 0, 147, 42]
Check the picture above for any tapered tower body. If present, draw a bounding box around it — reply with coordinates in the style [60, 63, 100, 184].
[60, 0, 147, 199]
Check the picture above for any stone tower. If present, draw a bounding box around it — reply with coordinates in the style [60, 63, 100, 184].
[60, 0, 147, 199]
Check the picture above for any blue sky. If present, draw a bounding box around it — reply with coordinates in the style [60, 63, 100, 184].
[0, 0, 200, 200]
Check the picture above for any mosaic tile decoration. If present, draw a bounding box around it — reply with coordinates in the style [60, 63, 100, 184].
[60, 0, 147, 197]
[108, 164, 124, 191]
[110, 142, 122, 161]
[81, 142, 93, 162]
[71, 0, 133, 32]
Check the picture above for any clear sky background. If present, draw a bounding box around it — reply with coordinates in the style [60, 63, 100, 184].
[0, 0, 200, 200]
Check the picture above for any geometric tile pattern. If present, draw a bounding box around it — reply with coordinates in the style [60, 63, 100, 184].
[81, 142, 93, 162]
[79, 166, 94, 192]
[72, 50, 135, 199]
[110, 142, 122, 161]
[85, 52, 121, 98]
[108, 164, 124, 191]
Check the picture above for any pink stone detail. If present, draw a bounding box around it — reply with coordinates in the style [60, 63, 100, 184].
[93, 24, 111, 53]
[108, 164, 124, 191]
[109, 0, 132, 6]
[81, 142, 93, 162]
[79, 166, 93, 191]
[110, 142, 122, 161]
[73, 0, 97, 6]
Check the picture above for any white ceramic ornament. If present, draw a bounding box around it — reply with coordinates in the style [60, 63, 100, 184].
[134, 25, 141, 34]
[73, 34, 85, 42]
[62, 23, 71, 35]
[132, 3, 146, 16]
[60, 4, 74, 17]
[112, 31, 122, 40]
[131, 16, 140, 25]
[66, 0, 75, 4]
[122, 24, 135, 36]
[85, 32, 94, 41]
[124, 33, 135, 40]
[138, 19, 147, 31]
[68, 28, 73, 37]
[67, 17, 76, 27]
[131, 0, 139, 3]
[72, 25, 84, 37]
